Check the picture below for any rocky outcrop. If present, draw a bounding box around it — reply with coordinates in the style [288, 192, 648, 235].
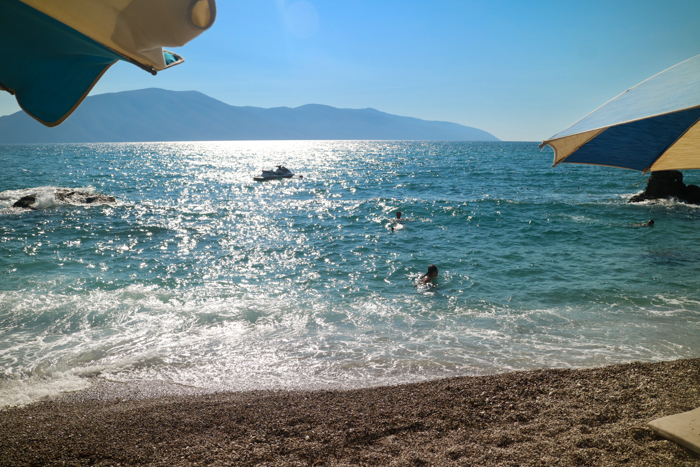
[13, 195, 37, 209]
[11, 190, 116, 210]
[54, 190, 116, 204]
[629, 170, 700, 204]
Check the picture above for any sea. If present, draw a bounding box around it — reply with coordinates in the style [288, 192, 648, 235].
[2, 141, 700, 408]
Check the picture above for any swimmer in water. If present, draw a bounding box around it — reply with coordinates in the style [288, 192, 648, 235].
[632, 219, 654, 227]
[394, 211, 410, 223]
[421, 265, 438, 284]
[389, 211, 403, 231]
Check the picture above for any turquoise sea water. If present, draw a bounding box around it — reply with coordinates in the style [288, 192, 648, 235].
[2, 141, 700, 407]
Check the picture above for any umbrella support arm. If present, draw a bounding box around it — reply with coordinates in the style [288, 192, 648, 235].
[124, 56, 157, 76]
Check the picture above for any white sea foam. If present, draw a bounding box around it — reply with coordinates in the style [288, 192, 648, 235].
[3, 283, 700, 408]
[3, 142, 700, 407]
[0, 374, 92, 408]
[0, 185, 120, 213]
[629, 196, 700, 208]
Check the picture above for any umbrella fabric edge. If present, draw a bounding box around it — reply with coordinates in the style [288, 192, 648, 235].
[20, 0, 216, 72]
[544, 54, 700, 144]
[542, 107, 700, 172]
[540, 128, 606, 167]
[15, 63, 117, 128]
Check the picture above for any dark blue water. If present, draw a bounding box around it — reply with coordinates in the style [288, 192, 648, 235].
[1, 141, 699, 406]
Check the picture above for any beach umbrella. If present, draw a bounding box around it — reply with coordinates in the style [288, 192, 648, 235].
[540, 54, 700, 173]
[542, 54, 700, 451]
[0, 0, 216, 127]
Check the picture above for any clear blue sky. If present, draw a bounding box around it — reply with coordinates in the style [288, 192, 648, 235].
[2, 0, 700, 141]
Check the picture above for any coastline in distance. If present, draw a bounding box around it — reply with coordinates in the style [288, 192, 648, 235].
[0, 88, 499, 144]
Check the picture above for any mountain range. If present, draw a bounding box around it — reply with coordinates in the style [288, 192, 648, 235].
[0, 88, 499, 143]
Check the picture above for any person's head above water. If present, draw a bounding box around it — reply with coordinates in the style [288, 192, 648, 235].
[421, 265, 438, 284]
[648, 219, 654, 226]
[396, 211, 402, 219]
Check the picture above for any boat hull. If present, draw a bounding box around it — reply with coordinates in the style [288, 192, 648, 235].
[253, 174, 294, 181]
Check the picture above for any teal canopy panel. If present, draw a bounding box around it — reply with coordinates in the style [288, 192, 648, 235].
[0, 0, 215, 127]
[0, 0, 123, 126]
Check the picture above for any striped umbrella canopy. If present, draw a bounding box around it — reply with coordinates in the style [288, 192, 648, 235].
[0, 0, 216, 127]
[540, 54, 700, 173]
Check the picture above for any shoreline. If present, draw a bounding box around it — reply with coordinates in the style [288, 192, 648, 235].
[1, 359, 699, 466]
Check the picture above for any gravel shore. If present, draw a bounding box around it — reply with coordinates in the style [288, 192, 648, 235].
[1, 358, 699, 466]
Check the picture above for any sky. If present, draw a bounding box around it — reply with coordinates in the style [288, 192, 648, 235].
[2, 0, 700, 141]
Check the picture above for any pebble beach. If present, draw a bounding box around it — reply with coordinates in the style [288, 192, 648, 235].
[1, 358, 699, 466]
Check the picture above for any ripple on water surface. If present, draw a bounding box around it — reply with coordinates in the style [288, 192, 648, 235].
[2, 141, 700, 406]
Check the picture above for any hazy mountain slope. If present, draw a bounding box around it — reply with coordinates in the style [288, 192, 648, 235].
[0, 88, 499, 143]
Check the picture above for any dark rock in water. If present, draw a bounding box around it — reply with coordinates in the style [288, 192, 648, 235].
[629, 170, 700, 204]
[685, 184, 700, 204]
[13, 194, 37, 209]
[55, 190, 117, 205]
[12, 189, 116, 211]
[85, 195, 116, 204]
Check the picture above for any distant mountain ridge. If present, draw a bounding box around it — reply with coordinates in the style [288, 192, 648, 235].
[0, 88, 499, 143]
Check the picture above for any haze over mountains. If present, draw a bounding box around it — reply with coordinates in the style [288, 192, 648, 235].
[0, 88, 499, 144]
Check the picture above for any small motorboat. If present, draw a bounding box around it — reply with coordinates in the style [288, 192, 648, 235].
[254, 165, 294, 181]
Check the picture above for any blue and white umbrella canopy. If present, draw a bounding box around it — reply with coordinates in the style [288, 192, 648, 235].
[0, 0, 216, 127]
[541, 54, 700, 173]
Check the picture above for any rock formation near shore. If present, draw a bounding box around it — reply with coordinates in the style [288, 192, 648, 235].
[12, 189, 116, 210]
[12, 195, 37, 209]
[54, 190, 116, 205]
[628, 170, 700, 204]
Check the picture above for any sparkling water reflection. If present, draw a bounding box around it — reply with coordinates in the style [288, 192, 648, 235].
[1, 141, 700, 406]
